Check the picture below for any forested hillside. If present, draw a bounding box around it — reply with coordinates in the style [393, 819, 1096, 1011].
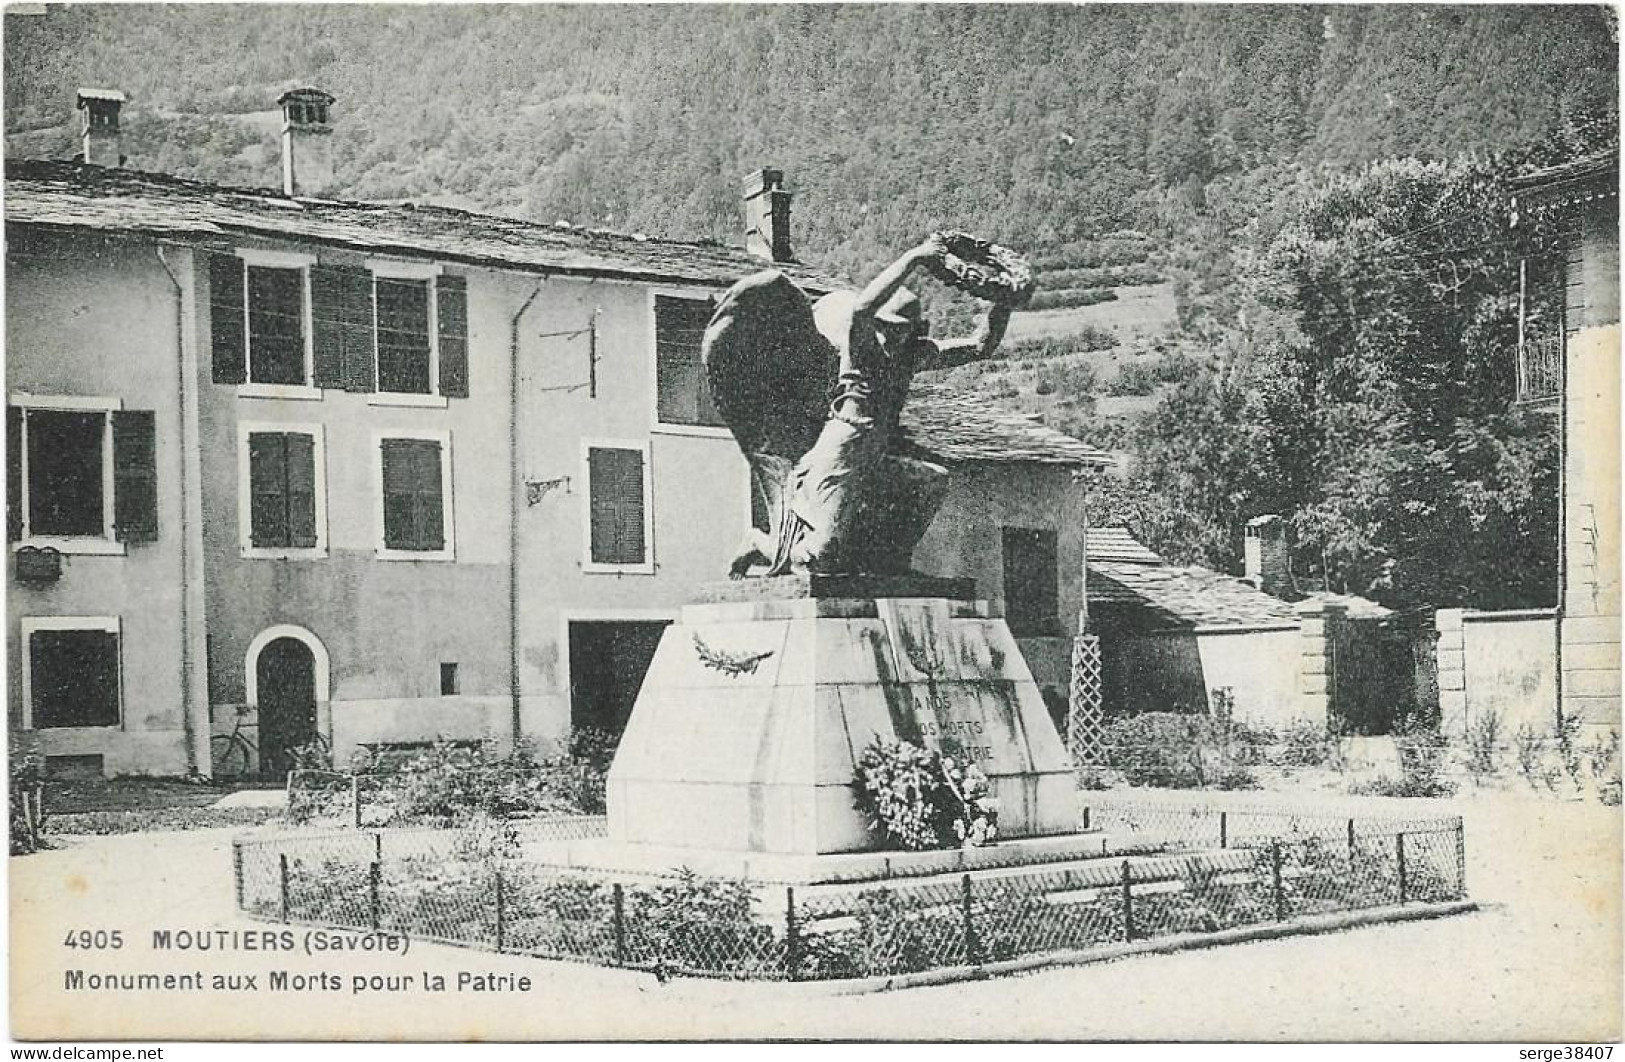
[5, 5, 1615, 280]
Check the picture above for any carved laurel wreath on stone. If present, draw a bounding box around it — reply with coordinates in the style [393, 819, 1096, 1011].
[691, 632, 775, 677]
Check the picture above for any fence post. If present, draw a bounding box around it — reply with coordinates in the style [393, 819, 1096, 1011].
[1348, 818, 1357, 860]
[278, 853, 290, 921]
[494, 871, 505, 954]
[1271, 840, 1286, 921]
[961, 874, 978, 965]
[1219, 811, 1228, 849]
[369, 861, 381, 931]
[1081, 805, 1091, 832]
[1396, 832, 1408, 903]
[373, 830, 383, 864]
[612, 883, 627, 966]
[232, 842, 245, 911]
[1120, 860, 1134, 942]
[352, 775, 362, 830]
[785, 887, 800, 981]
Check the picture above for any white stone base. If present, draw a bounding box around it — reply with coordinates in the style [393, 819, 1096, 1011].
[607, 594, 1077, 856]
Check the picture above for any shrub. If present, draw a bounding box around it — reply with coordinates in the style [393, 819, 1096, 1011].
[1033, 360, 1100, 397]
[1555, 713, 1586, 790]
[1513, 723, 1546, 788]
[624, 869, 778, 977]
[1101, 712, 1259, 789]
[1025, 287, 1118, 312]
[1585, 730, 1621, 806]
[1464, 711, 1502, 782]
[1276, 718, 1333, 768]
[1003, 330, 1117, 360]
[1392, 725, 1456, 797]
[1106, 360, 1159, 396]
[9, 742, 47, 855]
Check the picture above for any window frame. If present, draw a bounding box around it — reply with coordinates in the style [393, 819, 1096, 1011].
[580, 437, 656, 575]
[366, 258, 450, 408]
[9, 393, 126, 556]
[232, 247, 321, 401]
[20, 615, 123, 730]
[647, 286, 730, 438]
[373, 428, 456, 562]
[236, 421, 329, 559]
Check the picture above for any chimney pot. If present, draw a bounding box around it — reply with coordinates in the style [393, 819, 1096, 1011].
[278, 87, 336, 197]
[742, 167, 794, 263]
[76, 88, 125, 168]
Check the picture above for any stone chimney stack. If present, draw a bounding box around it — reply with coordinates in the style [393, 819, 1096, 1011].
[76, 88, 125, 168]
[742, 168, 794, 263]
[278, 87, 336, 197]
[1245, 515, 1293, 598]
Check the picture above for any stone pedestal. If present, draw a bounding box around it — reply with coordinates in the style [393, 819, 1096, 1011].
[606, 577, 1076, 856]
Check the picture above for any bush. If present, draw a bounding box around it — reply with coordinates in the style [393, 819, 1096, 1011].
[1025, 287, 1118, 312]
[1584, 730, 1621, 806]
[1464, 711, 1502, 782]
[1033, 360, 1099, 397]
[1003, 330, 1117, 360]
[1276, 718, 1333, 768]
[9, 742, 47, 855]
[1101, 712, 1258, 789]
[1106, 359, 1160, 396]
[1393, 725, 1456, 797]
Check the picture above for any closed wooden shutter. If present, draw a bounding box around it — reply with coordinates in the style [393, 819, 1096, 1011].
[310, 264, 349, 389]
[209, 254, 247, 384]
[437, 274, 469, 398]
[7, 406, 21, 540]
[112, 410, 158, 543]
[341, 266, 377, 393]
[589, 447, 646, 565]
[381, 438, 445, 551]
[248, 433, 289, 548]
[654, 295, 720, 426]
[285, 433, 317, 548]
[246, 265, 306, 385]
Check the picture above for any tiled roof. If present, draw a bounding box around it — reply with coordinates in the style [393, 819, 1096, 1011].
[4, 159, 1109, 467]
[1085, 526, 1163, 563]
[3, 159, 844, 290]
[1089, 561, 1302, 629]
[1087, 529, 1390, 629]
[899, 382, 1111, 466]
[1509, 148, 1619, 214]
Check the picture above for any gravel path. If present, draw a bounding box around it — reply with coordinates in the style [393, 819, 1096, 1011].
[10, 792, 1618, 1041]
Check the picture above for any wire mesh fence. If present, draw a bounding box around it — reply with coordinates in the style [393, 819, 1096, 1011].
[235, 803, 1466, 982]
[285, 764, 606, 828]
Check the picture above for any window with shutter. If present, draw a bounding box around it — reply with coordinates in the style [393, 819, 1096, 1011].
[587, 445, 650, 569]
[9, 399, 142, 552]
[654, 295, 723, 428]
[210, 250, 316, 392]
[24, 620, 121, 728]
[377, 433, 452, 559]
[239, 424, 325, 557]
[1002, 527, 1061, 637]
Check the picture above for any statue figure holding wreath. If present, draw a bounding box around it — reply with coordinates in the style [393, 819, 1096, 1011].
[702, 232, 1034, 578]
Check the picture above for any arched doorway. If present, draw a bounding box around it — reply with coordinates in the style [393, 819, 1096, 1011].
[256, 638, 317, 778]
[244, 625, 330, 781]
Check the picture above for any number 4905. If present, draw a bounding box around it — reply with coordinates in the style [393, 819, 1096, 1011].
[63, 929, 122, 949]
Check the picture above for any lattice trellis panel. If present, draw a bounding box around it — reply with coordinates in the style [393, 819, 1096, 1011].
[1068, 634, 1105, 767]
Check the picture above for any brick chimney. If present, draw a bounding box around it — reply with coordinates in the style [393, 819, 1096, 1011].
[278, 87, 336, 197]
[742, 168, 794, 262]
[1244, 515, 1293, 598]
[76, 88, 125, 168]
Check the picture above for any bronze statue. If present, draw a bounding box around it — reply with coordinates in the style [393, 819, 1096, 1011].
[702, 232, 1033, 578]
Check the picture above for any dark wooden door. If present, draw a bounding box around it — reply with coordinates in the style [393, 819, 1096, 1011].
[568, 621, 670, 740]
[257, 638, 317, 779]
